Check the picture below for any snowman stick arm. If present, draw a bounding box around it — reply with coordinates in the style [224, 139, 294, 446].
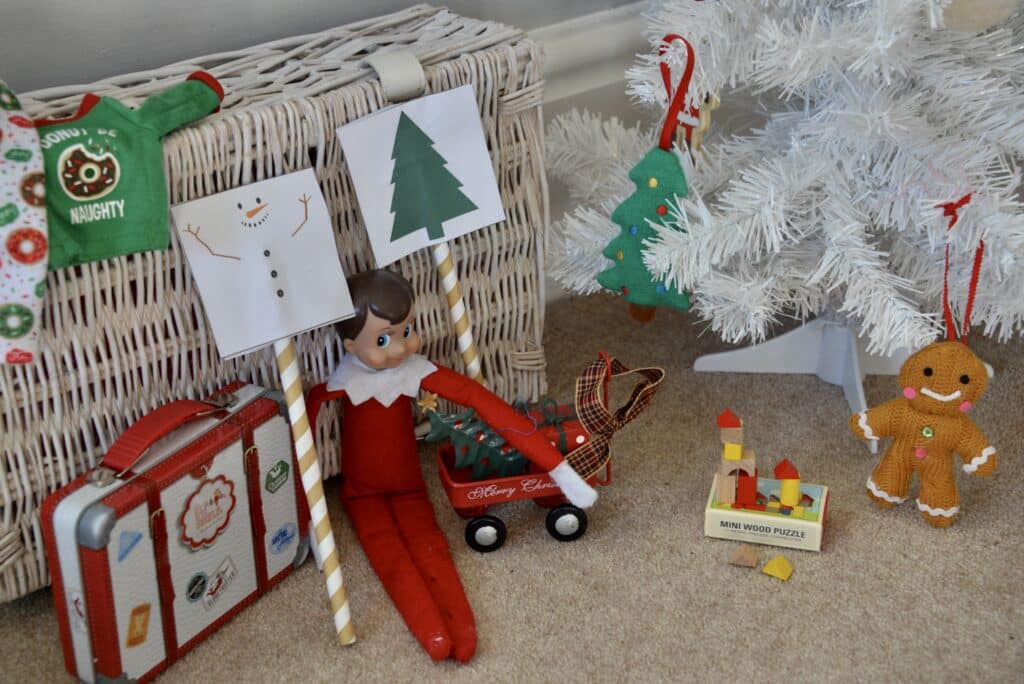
[291, 194, 311, 236]
[184, 223, 240, 261]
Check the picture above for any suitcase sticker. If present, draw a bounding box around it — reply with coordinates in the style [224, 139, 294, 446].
[179, 475, 237, 550]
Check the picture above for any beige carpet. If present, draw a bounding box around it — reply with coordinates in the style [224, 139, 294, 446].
[3, 294, 1022, 682]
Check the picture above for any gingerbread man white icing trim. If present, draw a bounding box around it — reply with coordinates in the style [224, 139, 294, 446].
[962, 446, 996, 474]
[867, 477, 906, 504]
[857, 411, 878, 440]
[916, 500, 958, 518]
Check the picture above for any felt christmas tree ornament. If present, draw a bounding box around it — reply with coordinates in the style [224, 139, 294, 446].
[597, 34, 696, 320]
[849, 196, 997, 528]
[0, 80, 48, 365]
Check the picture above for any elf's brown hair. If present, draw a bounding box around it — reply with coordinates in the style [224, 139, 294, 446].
[337, 269, 415, 341]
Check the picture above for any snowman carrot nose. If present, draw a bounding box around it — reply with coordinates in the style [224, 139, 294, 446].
[246, 203, 268, 219]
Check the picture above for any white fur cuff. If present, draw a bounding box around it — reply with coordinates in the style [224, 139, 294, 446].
[963, 446, 996, 474]
[550, 461, 598, 509]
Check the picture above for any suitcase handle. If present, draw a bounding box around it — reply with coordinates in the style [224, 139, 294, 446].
[91, 394, 235, 484]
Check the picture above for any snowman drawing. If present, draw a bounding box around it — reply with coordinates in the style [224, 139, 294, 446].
[170, 168, 354, 359]
[183, 192, 311, 263]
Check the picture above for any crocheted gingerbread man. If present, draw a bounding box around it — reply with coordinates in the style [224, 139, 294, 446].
[849, 340, 997, 528]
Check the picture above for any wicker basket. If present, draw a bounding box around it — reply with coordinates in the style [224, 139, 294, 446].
[1, 4, 550, 602]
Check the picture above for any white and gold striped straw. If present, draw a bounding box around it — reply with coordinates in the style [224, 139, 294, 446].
[274, 337, 356, 645]
[431, 242, 483, 383]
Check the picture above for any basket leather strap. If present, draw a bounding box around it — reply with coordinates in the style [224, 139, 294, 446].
[101, 400, 227, 476]
[566, 353, 665, 479]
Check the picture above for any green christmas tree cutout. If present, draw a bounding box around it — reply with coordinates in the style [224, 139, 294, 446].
[597, 147, 692, 310]
[389, 111, 477, 242]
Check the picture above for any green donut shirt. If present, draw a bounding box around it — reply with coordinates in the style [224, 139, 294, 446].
[35, 71, 223, 269]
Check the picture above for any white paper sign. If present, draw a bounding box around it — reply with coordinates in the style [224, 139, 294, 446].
[170, 169, 354, 359]
[337, 84, 505, 266]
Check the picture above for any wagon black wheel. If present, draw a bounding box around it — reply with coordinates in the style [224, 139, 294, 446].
[465, 515, 507, 553]
[545, 505, 588, 542]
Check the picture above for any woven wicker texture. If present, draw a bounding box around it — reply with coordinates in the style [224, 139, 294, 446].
[0, 5, 549, 602]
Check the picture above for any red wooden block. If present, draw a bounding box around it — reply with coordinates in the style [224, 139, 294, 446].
[717, 409, 742, 428]
[735, 471, 757, 506]
[774, 458, 800, 480]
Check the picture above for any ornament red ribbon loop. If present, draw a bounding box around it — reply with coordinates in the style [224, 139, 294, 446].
[657, 34, 698, 151]
[937, 193, 984, 342]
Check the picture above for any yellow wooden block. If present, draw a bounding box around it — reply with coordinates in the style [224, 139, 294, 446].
[762, 555, 793, 581]
[766, 501, 780, 510]
[779, 479, 801, 507]
[723, 442, 743, 461]
[793, 505, 805, 518]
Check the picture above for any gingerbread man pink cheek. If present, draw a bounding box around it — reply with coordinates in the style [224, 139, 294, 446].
[959, 401, 972, 412]
[903, 387, 918, 399]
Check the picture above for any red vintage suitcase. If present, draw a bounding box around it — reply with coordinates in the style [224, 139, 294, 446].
[41, 383, 310, 683]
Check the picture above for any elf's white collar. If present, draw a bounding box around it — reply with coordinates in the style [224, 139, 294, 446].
[325, 353, 437, 407]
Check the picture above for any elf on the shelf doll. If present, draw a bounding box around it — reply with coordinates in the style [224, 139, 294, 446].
[306, 269, 596, 662]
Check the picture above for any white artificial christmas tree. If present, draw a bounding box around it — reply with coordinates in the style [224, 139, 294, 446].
[547, 0, 1024, 423]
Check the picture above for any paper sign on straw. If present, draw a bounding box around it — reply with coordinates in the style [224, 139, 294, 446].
[337, 84, 505, 266]
[171, 169, 354, 358]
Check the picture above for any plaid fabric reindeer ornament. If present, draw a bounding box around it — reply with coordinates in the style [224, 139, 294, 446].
[849, 196, 997, 528]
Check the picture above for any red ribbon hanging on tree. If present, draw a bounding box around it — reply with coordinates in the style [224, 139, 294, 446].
[657, 34, 699, 151]
[937, 193, 985, 342]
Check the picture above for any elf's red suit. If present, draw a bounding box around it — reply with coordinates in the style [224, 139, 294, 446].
[307, 354, 589, 662]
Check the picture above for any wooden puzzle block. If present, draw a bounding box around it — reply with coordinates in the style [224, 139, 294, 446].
[715, 472, 736, 504]
[736, 471, 757, 505]
[728, 544, 760, 568]
[762, 555, 793, 581]
[766, 501, 780, 510]
[719, 426, 743, 445]
[793, 505, 805, 518]
[723, 442, 743, 461]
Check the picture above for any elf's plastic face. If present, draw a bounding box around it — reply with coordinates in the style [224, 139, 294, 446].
[343, 308, 421, 370]
[237, 196, 270, 229]
[898, 340, 991, 416]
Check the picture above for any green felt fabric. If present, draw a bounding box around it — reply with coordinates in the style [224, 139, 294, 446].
[37, 76, 221, 269]
[597, 146, 692, 310]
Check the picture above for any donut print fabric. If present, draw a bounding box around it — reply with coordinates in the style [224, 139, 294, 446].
[0, 80, 48, 365]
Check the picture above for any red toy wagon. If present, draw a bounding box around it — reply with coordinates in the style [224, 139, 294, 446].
[428, 354, 664, 552]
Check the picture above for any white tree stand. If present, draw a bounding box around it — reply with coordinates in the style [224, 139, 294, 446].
[694, 318, 911, 453]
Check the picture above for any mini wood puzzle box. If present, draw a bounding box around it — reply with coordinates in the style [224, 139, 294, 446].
[702, 410, 829, 552]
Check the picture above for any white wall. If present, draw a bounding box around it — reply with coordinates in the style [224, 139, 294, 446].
[1, 0, 636, 92]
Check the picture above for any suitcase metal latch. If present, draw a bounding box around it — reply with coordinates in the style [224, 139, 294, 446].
[201, 392, 237, 413]
[87, 466, 119, 487]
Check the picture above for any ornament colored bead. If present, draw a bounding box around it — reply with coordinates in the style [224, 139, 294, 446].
[629, 225, 638, 236]
[616, 249, 624, 260]
[656, 284, 666, 293]
[656, 205, 667, 216]
[648, 177, 658, 188]
[921, 426, 934, 439]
